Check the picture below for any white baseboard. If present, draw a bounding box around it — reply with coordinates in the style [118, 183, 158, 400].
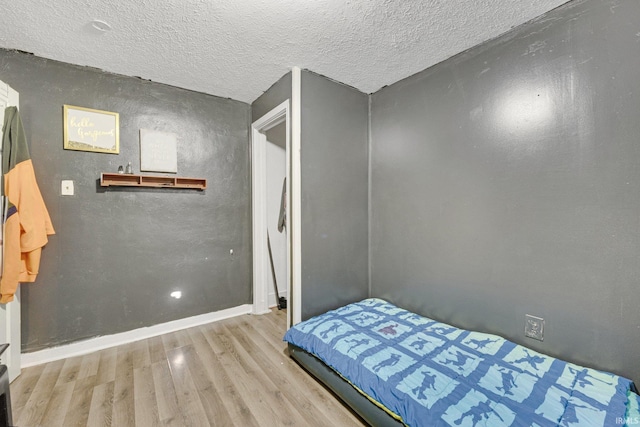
[21, 304, 253, 368]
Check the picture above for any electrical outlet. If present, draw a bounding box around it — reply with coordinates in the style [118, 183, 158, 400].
[525, 314, 544, 341]
[61, 180, 74, 196]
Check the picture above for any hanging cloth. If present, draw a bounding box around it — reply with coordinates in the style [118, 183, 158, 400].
[277, 177, 286, 232]
[0, 107, 55, 303]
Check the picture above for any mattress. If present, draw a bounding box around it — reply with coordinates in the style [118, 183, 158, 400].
[284, 298, 640, 427]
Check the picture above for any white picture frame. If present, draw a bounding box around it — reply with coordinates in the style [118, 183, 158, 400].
[140, 129, 178, 173]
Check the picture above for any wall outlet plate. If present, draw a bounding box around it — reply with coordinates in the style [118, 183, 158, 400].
[525, 314, 544, 341]
[61, 180, 74, 196]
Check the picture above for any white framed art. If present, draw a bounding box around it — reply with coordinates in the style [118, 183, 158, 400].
[139, 129, 178, 173]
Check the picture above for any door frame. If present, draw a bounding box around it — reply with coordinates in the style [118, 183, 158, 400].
[0, 80, 21, 382]
[251, 101, 288, 317]
[251, 67, 302, 329]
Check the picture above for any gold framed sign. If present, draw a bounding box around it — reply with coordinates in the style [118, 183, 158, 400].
[63, 105, 119, 154]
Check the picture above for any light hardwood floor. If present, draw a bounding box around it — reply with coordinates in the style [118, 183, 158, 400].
[10, 308, 367, 427]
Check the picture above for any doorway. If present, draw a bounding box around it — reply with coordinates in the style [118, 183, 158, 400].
[251, 100, 293, 328]
[264, 122, 287, 310]
[252, 68, 302, 330]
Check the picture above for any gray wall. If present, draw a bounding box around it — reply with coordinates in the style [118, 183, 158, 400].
[0, 49, 252, 352]
[252, 72, 292, 122]
[251, 70, 370, 321]
[370, 0, 640, 383]
[300, 70, 369, 319]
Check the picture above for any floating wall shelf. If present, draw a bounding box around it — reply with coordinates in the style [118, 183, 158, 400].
[100, 173, 207, 190]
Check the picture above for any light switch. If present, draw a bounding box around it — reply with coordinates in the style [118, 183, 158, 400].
[61, 180, 74, 196]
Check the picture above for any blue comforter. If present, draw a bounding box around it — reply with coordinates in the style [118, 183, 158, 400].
[284, 298, 640, 427]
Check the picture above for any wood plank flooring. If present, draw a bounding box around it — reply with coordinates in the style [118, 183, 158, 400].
[10, 309, 367, 427]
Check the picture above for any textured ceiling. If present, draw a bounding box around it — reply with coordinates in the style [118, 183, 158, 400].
[0, 0, 570, 104]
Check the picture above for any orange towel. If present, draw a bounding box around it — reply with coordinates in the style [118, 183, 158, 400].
[0, 107, 55, 303]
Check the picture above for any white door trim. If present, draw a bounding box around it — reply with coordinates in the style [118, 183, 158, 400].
[251, 127, 271, 315]
[291, 67, 302, 327]
[0, 79, 21, 382]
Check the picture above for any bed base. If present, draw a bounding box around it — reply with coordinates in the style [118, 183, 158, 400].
[288, 343, 403, 427]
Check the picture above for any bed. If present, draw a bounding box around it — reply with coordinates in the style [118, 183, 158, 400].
[284, 298, 640, 426]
